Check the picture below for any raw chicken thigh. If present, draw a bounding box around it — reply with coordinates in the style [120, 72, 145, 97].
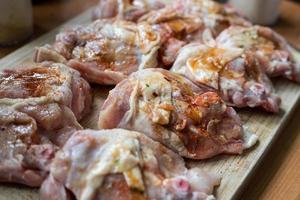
[93, 0, 166, 21]
[98, 68, 257, 159]
[93, 0, 251, 67]
[171, 43, 281, 112]
[139, 0, 250, 37]
[216, 25, 300, 82]
[0, 105, 57, 187]
[40, 129, 221, 200]
[0, 62, 91, 186]
[137, 0, 251, 66]
[35, 20, 161, 85]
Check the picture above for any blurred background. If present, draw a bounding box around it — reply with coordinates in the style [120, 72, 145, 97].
[1, 0, 300, 57]
[0, 0, 98, 56]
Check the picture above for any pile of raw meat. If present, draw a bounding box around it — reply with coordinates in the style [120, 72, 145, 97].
[1, 0, 299, 199]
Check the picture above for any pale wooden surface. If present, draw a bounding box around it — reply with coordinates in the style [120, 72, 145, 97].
[0, 1, 300, 200]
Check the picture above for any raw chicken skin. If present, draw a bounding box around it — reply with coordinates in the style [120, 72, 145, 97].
[216, 25, 300, 82]
[92, 0, 250, 67]
[0, 62, 92, 120]
[98, 68, 257, 159]
[140, 0, 250, 36]
[0, 105, 57, 187]
[34, 20, 161, 85]
[0, 62, 92, 186]
[40, 129, 221, 200]
[94, 0, 250, 37]
[136, 0, 250, 66]
[93, 0, 166, 21]
[171, 43, 281, 112]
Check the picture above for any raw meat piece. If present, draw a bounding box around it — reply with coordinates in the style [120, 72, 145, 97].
[93, 0, 166, 21]
[171, 43, 281, 112]
[0, 62, 92, 186]
[0, 105, 57, 187]
[35, 20, 161, 85]
[40, 129, 221, 200]
[136, 0, 250, 65]
[98, 68, 257, 159]
[94, 0, 250, 37]
[138, 0, 251, 37]
[0, 62, 92, 120]
[216, 25, 300, 82]
[92, 0, 251, 67]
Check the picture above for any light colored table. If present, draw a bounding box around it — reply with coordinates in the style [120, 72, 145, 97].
[0, 0, 299, 199]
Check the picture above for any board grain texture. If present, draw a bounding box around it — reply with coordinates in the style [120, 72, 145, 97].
[0, 6, 300, 200]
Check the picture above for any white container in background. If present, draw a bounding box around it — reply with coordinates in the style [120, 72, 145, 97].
[0, 0, 33, 46]
[229, 0, 281, 25]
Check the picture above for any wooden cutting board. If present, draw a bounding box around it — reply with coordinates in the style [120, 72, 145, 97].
[0, 8, 300, 200]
